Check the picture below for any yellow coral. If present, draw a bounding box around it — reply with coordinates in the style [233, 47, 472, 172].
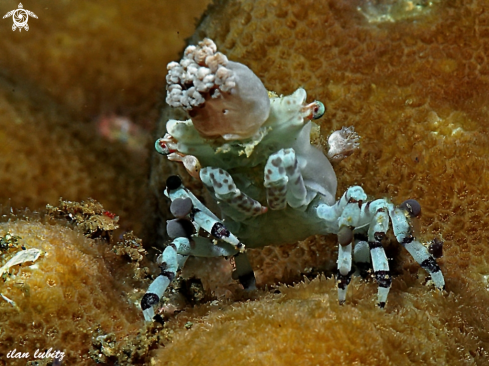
[0, 221, 143, 365]
[154, 275, 489, 365]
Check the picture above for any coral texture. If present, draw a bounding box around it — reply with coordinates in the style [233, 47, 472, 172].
[0, 220, 143, 365]
[154, 275, 489, 365]
[0, 80, 148, 233]
[0, 0, 211, 122]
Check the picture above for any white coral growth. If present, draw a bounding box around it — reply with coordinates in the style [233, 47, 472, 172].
[165, 38, 270, 140]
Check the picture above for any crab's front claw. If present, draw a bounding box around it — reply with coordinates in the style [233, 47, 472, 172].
[155, 134, 177, 155]
[155, 137, 202, 180]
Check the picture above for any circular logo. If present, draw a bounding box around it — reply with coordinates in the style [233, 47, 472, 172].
[12, 9, 28, 28]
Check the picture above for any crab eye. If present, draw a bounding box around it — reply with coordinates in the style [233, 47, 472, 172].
[312, 101, 325, 120]
[155, 138, 170, 155]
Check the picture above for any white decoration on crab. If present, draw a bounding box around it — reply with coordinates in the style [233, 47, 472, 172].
[166, 38, 270, 140]
[327, 126, 361, 162]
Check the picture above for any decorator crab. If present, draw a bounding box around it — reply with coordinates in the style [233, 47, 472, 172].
[141, 39, 445, 321]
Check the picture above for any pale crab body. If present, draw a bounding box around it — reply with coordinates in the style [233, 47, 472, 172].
[163, 87, 337, 248]
[141, 38, 445, 322]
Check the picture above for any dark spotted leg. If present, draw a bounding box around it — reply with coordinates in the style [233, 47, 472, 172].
[200, 167, 267, 219]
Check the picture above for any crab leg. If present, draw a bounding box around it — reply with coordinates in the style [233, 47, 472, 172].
[389, 204, 445, 289]
[353, 237, 371, 278]
[143, 177, 243, 321]
[365, 203, 392, 308]
[336, 227, 353, 304]
[264, 148, 308, 210]
[141, 235, 238, 321]
[200, 167, 267, 219]
[165, 176, 245, 253]
[141, 237, 188, 321]
[333, 197, 393, 307]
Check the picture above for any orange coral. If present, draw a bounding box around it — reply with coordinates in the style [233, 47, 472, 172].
[154, 275, 489, 365]
[0, 221, 143, 365]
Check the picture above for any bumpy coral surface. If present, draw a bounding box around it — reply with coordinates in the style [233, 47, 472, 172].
[0, 0, 211, 122]
[154, 275, 489, 365]
[152, 0, 489, 287]
[0, 220, 143, 365]
[0, 81, 148, 233]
